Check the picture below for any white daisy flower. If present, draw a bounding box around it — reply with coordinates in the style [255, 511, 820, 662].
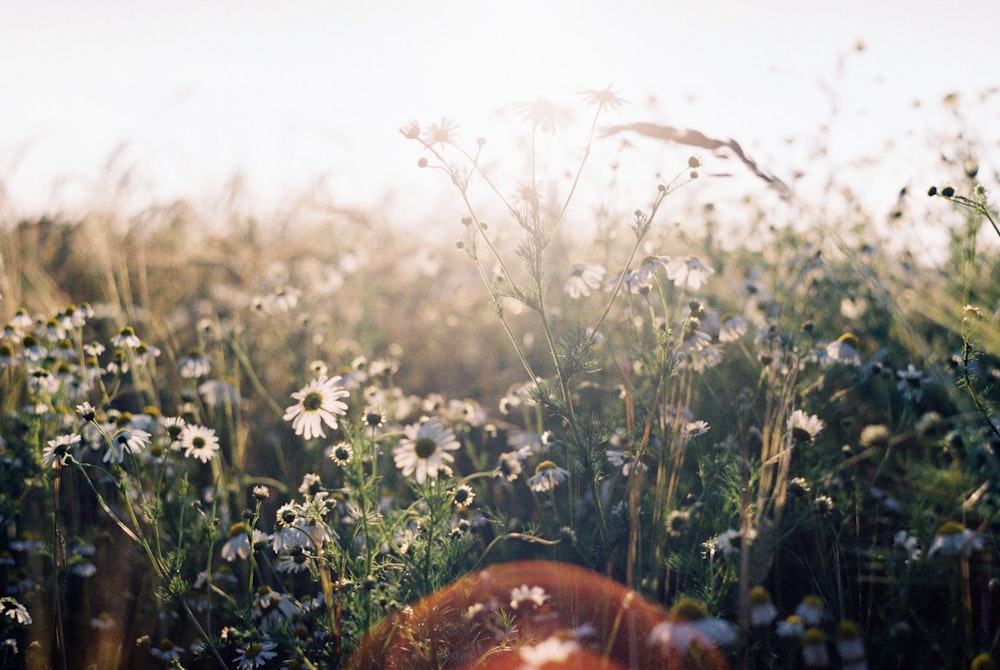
[43, 434, 81, 468]
[392, 417, 460, 484]
[283, 375, 350, 440]
[0, 597, 31, 625]
[528, 460, 569, 492]
[787, 409, 824, 442]
[105, 428, 151, 464]
[510, 584, 550, 609]
[234, 639, 278, 670]
[110, 326, 141, 349]
[177, 348, 211, 378]
[665, 256, 715, 291]
[563, 262, 606, 299]
[927, 521, 984, 558]
[518, 637, 579, 667]
[178, 424, 220, 463]
[718, 315, 749, 343]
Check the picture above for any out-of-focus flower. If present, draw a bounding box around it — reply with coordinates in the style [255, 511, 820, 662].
[421, 117, 460, 146]
[528, 460, 570, 492]
[776, 615, 805, 639]
[221, 523, 270, 562]
[971, 652, 996, 670]
[518, 637, 580, 667]
[659, 596, 739, 647]
[110, 326, 141, 349]
[495, 448, 529, 481]
[198, 379, 241, 408]
[510, 584, 550, 609]
[896, 364, 927, 402]
[801, 627, 830, 667]
[666, 257, 715, 291]
[711, 528, 756, 557]
[927, 521, 984, 557]
[564, 263, 606, 299]
[606, 449, 646, 476]
[836, 620, 867, 670]
[513, 98, 572, 133]
[825, 333, 862, 367]
[719, 314, 749, 343]
[859, 424, 891, 448]
[178, 348, 211, 378]
[150, 638, 184, 662]
[579, 85, 628, 112]
[795, 594, 825, 627]
[748, 586, 779, 627]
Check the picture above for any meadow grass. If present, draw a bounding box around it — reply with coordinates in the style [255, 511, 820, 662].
[1, 86, 999, 669]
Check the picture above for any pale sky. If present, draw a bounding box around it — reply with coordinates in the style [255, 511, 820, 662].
[1, 0, 997, 226]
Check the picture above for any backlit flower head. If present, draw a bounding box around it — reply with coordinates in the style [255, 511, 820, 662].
[835, 619, 866, 667]
[221, 524, 270, 562]
[788, 409, 824, 442]
[652, 596, 738, 651]
[893, 529, 922, 560]
[579, 85, 628, 112]
[927, 521, 984, 557]
[528, 460, 570, 492]
[896, 364, 927, 401]
[795, 594, 825, 627]
[393, 417, 460, 484]
[776, 615, 805, 639]
[283, 375, 350, 440]
[683, 420, 710, 440]
[711, 528, 756, 557]
[178, 348, 211, 379]
[748, 586, 779, 627]
[110, 326, 141, 349]
[666, 256, 715, 291]
[495, 448, 528, 481]
[510, 584, 550, 609]
[105, 428, 151, 464]
[635, 254, 672, 284]
[178, 424, 220, 463]
[43, 434, 81, 469]
[605, 268, 652, 295]
[234, 639, 278, 670]
[825, 333, 862, 366]
[801, 627, 829, 667]
[518, 637, 580, 667]
[513, 97, 572, 133]
[564, 262, 606, 299]
[421, 117, 460, 146]
[719, 314, 749, 343]
[0, 596, 31, 625]
[606, 449, 646, 476]
[452, 484, 475, 509]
